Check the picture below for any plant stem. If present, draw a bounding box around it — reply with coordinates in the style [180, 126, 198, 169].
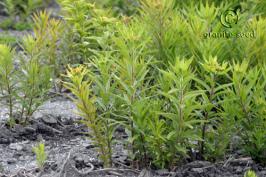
[200, 74, 215, 158]
[5, 71, 13, 119]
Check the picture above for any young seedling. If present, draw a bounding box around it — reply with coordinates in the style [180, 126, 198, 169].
[244, 170, 258, 177]
[33, 142, 47, 170]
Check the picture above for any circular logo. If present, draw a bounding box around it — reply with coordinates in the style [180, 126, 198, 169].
[220, 9, 239, 28]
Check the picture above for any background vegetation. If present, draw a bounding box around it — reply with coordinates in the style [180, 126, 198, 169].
[0, 0, 265, 173]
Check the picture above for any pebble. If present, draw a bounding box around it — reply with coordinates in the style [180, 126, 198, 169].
[6, 158, 16, 164]
[9, 143, 23, 151]
[191, 167, 204, 173]
[156, 169, 170, 176]
[42, 115, 58, 124]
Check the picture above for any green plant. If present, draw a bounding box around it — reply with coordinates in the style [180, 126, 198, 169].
[31, 11, 63, 77]
[63, 65, 113, 167]
[112, 29, 151, 166]
[1, 0, 42, 30]
[0, 44, 16, 119]
[244, 170, 258, 177]
[129, 99, 170, 168]
[195, 56, 231, 160]
[243, 17, 266, 65]
[158, 58, 203, 167]
[129, 99, 153, 167]
[0, 34, 52, 124]
[0, 33, 17, 45]
[88, 55, 118, 167]
[18, 58, 51, 123]
[13, 21, 32, 31]
[89, 0, 139, 16]
[139, 0, 177, 65]
[6, 117, 16, 128]
[224, 60, 266, 163]
[0, 18, 14, 30]
[16, 15, 55, 122]
[145, 100, 168, 168]
[58, 0, 116, 64]
[20, 11, 62, 91]
[32, 142, 47, 170]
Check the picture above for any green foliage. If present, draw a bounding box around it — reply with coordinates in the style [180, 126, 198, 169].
[18, 58, 51, 123]
[88, 55, 118, 167]
[223, 60, 266, 163]
[112, 26, 152, 166]
[195, 56, 231, 160]
[157, 58, 203, 167]
[144, 101, 168, 168]
[0, 44, 15, 119]
[89, 0, 139, 16]
[32, 142, 47, 170]
[63, 65, 113, 168]
[6, 117, 16, 128]
[14, 12, 57, 122]
[139, 0, 177, 65]
[31, 11, 63, 77]
[20, 11, 62, 91]
[0, 18, 14, 30]
[4, 0, 264, 170]
[1, 0, 42, 30]
[0, 30, 52, 124]
[244, 170, 258, 177]
[57, 0, 116, 64]
[0, 18, 32, 31]
[137, 0, 266, 67]
[59, 0, 266, 168]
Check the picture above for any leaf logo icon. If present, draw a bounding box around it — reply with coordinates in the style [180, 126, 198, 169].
[220, 9, 239, 28]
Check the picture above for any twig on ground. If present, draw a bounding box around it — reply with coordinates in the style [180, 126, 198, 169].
[223, 155, 234, 167]
[88, 168, 139, 174]
[58, 149, 73, 177]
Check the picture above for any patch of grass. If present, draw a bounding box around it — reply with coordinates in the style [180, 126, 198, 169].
[13, 22, 32, 31]
[0, 34, 17, 45]
[0, 18, 13, 30]
[0, 18, 32, 31]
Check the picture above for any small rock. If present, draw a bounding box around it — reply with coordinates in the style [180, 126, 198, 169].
[13, 153, 23, 158]
[84, 159, 90, 166]
[191, 168, 204, 173]
[32, 99, 80, 124]
[88, 157, 103, 167]
[112, 154, 127, 163]
[19, 156, 25, 161]
[156, 169, 169, 176]
[85, 144, 96, 149]
[24, 126, 36, 133]
[75, 157, 84, 164]
[259, 171, 266, 176]
[6, 158, 16, 164]
[138, 169, 153, 177]
[42, 115, 58, 124]
[12, 124, 27, 135]
[186, 161, 212, 168]
[9, 143, 23, 151]
[229, 157, 254, 166]
[116, 126, 125, 133]
[0, 138, 11, 144]
[235, 166, 243, 174]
